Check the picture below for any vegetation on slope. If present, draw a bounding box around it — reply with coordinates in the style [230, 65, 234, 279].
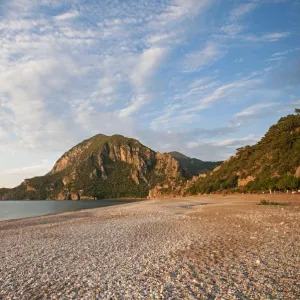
[1, 134, 186, 200]
[188, 109, 300, 194]
[0, 172, 66, 200]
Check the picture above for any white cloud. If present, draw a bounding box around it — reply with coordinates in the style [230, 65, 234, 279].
[3, 159, 50, 175]
[174, 80, 218, 101]
[229, 3, 258, 21]
[213, 134, 260, 147]
[234, 103, 278, 118]
[184, 77, 262, 112]
[220, 24, 245, 37]
[146, 33, 178, 46]
[272, 47, 300, 57]
[0, 19, 42, 31]
[184, 42, 224, 72]
[0, 0, 216, 158]
[146, 0, 216, 49]
[266, 56, 286, 62]
[234, 58, 244, 63]
[219, 2, 292, 44]
[119, 94, 150, 117]
[262, 32, 291, 41]
[246, 32, 291, 42]
[292, 99, 300, 105]
[131, 47, 168, 91]
[230, 102, 283, 127]
[147, 34, 171, 44]
[153, 0, 213, 26]
[186, 141, 201, 149]
[55, 10, 79, 21]
[0, 54, 83, 150]
[0, 126, 8, 139]
[150, 112, 196, 130]
[216, 2, 258, 40]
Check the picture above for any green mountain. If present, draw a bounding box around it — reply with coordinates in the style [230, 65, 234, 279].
[188, 110, 300, 194]
[5, 110, 298, 200]
[0, 134, 219, 200]
[169, 151, 222, 176]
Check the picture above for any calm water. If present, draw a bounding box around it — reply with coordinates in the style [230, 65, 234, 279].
[0, 200, 136, 221]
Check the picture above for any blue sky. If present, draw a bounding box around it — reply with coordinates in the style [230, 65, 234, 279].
[0, 0, 299, 187]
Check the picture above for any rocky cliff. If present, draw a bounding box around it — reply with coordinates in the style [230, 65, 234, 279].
[0, 134, 188, 200]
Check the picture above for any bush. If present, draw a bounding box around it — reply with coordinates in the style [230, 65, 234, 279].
[259, 199, 289, 206]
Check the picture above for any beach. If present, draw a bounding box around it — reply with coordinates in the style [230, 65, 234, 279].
[0, 195, 299, 299]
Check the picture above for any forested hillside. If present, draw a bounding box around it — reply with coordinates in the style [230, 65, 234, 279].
[188, 109, 300, 194]
[169, 151, 222, 176]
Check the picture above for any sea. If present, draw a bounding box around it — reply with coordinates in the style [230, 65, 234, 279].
[0, 200, 135, 221]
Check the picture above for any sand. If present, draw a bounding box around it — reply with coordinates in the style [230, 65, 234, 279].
[0, 194, 299, 299]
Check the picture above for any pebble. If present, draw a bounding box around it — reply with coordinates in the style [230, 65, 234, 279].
[0, 198, 299, 299]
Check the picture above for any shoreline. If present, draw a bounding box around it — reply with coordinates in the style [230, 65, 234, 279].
[2, 191, 300, 201]
[0, 198, 141, 223]
[1, 193, 299, 223]
[0, 197, 146, 201]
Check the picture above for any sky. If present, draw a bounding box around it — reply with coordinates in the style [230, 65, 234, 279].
[0, 0, 300, 188]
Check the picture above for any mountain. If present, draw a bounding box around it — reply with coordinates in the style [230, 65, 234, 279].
[169, 151, 222, 176]
[0, 134, 218, 200]
[5, 110, 298, 200]
[169, 151, 189, 160]
[188, 110, 300, 195]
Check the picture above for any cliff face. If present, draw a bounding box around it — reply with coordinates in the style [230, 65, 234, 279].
[51, 142, 92, 174]
[154, 153, 180, 178]
[50, 136, 179, 187]
[2, 134, 185, 200]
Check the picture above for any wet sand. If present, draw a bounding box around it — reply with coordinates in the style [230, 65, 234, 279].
[0, 194, 299, 299]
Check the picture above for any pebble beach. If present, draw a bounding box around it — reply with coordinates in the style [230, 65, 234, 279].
[0, 195, 299, 299]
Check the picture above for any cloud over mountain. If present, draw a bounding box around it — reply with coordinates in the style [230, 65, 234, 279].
[0, 0, 299, 187]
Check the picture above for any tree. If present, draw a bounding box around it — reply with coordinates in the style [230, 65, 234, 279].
[277, 175, 300, 191]
[295, 108, 300, 115]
